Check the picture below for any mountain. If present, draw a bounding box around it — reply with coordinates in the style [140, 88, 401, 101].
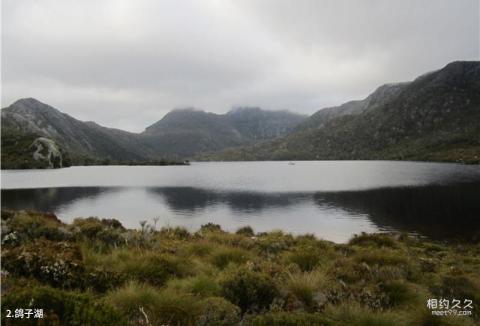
[3, 61, 478, 167]
[297, 82, 408, 131]
[1, 98, 155, 165]
[141, 107, 307, 159]
[0, 128, 72, 169]
[227, 107, 307, 142]
[200, 61, 480, 163]
[1, 99, 306, 167]
[141, 109, 244, 159]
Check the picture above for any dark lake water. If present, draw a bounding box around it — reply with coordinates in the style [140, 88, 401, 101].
[2, 161, 480, 242]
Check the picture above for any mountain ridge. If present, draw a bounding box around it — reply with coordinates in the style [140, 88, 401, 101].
[1, 99, 307, 166]
[199, 61, 480, 163]
[2, 61, 478, 167]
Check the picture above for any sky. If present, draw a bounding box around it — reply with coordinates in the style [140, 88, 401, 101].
[1, 0, 479, 132]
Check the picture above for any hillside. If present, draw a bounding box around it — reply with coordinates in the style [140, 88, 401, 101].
[200, 61, 480, 163]
[141, 108, 306, 159]
[1, 100, 305, 167]
[141, 109, 244, 159]
[227, 107, 307, 142]
[0, 128, 73, 169]
[1, 98, 155, 164]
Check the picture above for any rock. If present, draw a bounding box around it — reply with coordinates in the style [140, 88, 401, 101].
[30, 137, 64, 168]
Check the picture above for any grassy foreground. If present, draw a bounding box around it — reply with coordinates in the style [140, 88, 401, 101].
[1, 210, 479, 325]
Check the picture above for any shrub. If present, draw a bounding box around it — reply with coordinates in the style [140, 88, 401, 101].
[2, 286, 126, 325]
[119, 251, 193, 286]
[167, 275, 221, 297]
[2, 239, 84, 288]
[355, 249, 409, 266]
[437, 274, 480, 302]
[285, 271, 329, 309]
[211, 247, 250, 269]
[197, 297, 241, 326]
[2, 239, 121, 292]
[236, 226, 255, 237]
[349, 233, 398, 248]
[220, 266, 279, 312]
[183, 241, 215, 257]
[323, 304, 405, 326]
[200, 223, 223, 233]
[159, 226, 191, 239]
[106, 282, 199, 325]
[380, 281, 419, 308]
[256, 231, 295, 255]
[70, 217, 125, 246]
[244, 312, 327, 326]
[2, 211, 68, 244]
[286, 247, 323, 272]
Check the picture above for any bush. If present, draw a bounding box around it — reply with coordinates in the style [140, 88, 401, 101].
[211, 247, 250, 269]
[285, 271, 329, 309]
[70, 217, 125, 246]
[220, 266, 279, 312]
[256, 231, 295, 255]
[236, 226, 255, 237]
[183, 241, 215, 257]
[2, 211, 68, 244]
[167, 275, 221, 297]
[286, 247, 322, 272]
[380, 280, 419, 308]
[119, 251, 193, 286]
[2, 286, 126, 325]
[244, 312, 327, 326]
[323, 304, 405, 326]
[159, 226, 191, 239]
[437, 274, 480, 302]
[2, 239, 121, 292]
[2, 239, 85, 288]
[197, 297, 241, 326]
[200, 223, 223, 233]
[349, 233, 398, 248]
[106, 282, 199, 325]
[355, 249, 409, 266]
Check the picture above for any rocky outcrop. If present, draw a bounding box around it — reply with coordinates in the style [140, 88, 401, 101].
[30, 137, 63, 168]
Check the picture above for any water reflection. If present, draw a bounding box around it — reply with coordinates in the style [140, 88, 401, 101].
[1, 187, 113, 212]
[147, 187, 311, 213]
[2, 183, 479, 241]
[314, 182, 480, 240]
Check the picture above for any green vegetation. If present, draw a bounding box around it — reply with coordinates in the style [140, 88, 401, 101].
[0, 128, 72, 169]
[2, 210, 479, 325]
[0, 127, 188, 169]
[72, 157, 189, 167]
[198, 62, 480, 165]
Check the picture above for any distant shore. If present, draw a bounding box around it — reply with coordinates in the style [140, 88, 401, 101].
[1, 210, 478, 325]
[0, 159, 190, 170]
[75, 159, 190, 167]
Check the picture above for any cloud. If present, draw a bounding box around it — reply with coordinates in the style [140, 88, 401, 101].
[2, 0, 478, 132]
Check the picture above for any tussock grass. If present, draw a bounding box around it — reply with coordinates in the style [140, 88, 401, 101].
[1, 210, 479, 325]
[285, 270, 330, 308]
[210, 246, 251, 269]
[166, 274, 221, 297]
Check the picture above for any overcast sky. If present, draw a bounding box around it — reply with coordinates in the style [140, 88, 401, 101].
[2, 0, 479, 132]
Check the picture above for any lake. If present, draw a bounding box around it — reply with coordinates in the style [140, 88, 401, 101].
[2, 161, 480, 242]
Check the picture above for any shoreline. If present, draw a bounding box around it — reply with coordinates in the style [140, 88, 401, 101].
[2, 158, 478, 171]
